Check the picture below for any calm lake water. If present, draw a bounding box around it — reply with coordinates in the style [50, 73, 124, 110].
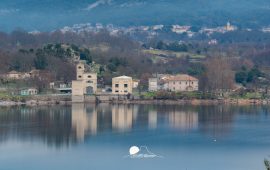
[0, 104, 269, 170]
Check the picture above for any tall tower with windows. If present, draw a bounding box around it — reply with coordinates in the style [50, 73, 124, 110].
[72, 60, 97, 102]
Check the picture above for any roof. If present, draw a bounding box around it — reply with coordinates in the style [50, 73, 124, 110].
[20, 88, 37, 91]
[164, 74, 198, 82]
[8, 71, 20, 74]
[113, 75, 132, 79]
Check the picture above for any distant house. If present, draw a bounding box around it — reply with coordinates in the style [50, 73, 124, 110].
[148, 74, 170, 91]
[149, 74, 199, 92]
[5, 70, 40, 80]
[132, 79, 140, 89]
[112, 76, 133, 95]
[149, 78, 158, 92]
[163, 74, 199, 92]
[50, 81, 72, 93]
[6, 71, 28, 79]
[20, 88, 38, 96]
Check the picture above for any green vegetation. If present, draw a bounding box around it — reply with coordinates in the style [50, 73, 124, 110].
[235, 66, 264, 85]
[0, 91, 27, 102]
[141, 91, 216, 100]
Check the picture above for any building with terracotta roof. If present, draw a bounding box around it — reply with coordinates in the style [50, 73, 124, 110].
[149, 74, 198, 92]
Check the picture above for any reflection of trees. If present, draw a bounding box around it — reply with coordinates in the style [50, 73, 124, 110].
[0, 106, 73, 147]
[198, 105, 236, 138]
[198, 105, 270, 138]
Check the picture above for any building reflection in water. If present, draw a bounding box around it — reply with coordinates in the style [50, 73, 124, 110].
[111, 104, 138, 132]
[148, 110, 158, 129]
[168, 111, 198, 131]
[71, 103, 97, 141]
[0, 104, 265, 147]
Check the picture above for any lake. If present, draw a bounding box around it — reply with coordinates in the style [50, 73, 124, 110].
[0, 104, 269, 170]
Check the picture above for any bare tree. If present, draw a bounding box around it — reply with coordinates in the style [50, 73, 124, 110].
[202, 57, 234, 93]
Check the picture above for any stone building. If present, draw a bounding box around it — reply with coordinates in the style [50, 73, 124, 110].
[72, 61, 97, 102]
[164, 74, 199, 92]
[148, 74, 199, 92]
[112, 76, 133, 95]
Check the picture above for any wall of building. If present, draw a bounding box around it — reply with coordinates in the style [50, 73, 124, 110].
[167, 80, 198, 92]
[148, 78, 158, 91]
[112, 77, 133, 95]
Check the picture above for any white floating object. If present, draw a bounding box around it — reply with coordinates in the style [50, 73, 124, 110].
[129, 146, 140, 155]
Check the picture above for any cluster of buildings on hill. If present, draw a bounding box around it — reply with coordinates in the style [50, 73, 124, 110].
[0, 69, 52, 96]
[51, 22, 238, 39]
[1, 70, 46, 80]
[200, 22, 237, 35]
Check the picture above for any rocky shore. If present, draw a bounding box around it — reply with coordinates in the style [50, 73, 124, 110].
[1, 96, 270, 106]
[107, 98, 270, 105]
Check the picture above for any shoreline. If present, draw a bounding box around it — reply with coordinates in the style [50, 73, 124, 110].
[107, 99, 270, 105]
[1, 98, 270, 106]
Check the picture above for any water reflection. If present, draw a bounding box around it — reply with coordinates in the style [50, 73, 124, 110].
[71, 103, 97, 141]
[168, 111, 198, 131]
[0, 104, 269, 147]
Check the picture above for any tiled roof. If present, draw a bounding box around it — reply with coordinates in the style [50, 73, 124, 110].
[164, 74, 198, 81]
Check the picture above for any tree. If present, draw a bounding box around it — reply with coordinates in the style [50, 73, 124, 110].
[235, 71, 247, 84]
[34, 52, 48, 70]
[80, 49, 92, 64]
[202, 57, 234, 93]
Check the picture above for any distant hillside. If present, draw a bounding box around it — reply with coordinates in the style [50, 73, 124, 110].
[1, 0, 270, 31]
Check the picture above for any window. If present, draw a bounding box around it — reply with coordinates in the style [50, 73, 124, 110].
[87, 80, 93, 83]
[124, 90, 128, 93]
[87, 75, 92, 78]
[115, 84, 119, 88]
[186, 82, 188, 85]
[192, 82, 194, 85]
[78, 66, 82, 69]
[115, 90, 119, 93]
[78, 75, 82, 78]
[124, 84, 128, 88]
